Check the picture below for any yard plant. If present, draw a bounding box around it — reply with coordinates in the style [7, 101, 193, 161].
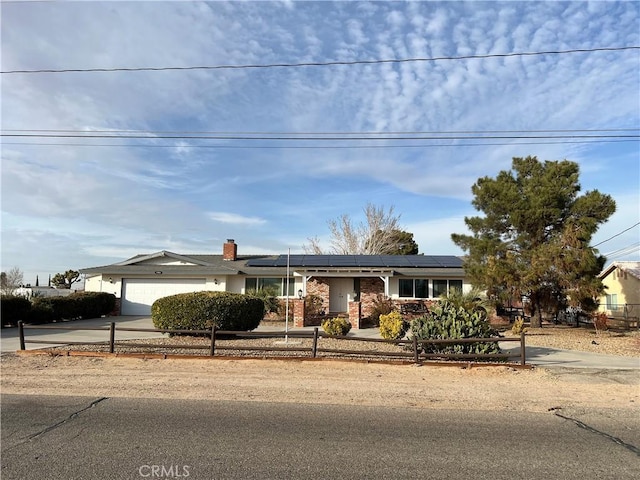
[378, 310, 408, 340]
[152, 291, 264, 333]
[321, 316, 352, 336]
[409, 299, 501, 355]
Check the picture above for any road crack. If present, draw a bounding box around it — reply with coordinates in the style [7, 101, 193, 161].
[554, 411, 640, 457]
[3, 397, 109, 452]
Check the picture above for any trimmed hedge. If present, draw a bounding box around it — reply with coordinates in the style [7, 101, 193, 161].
[1, 296, 32, 327]
[151, 291, 264, 333]
[70, 291, 116, 319]
[0, 292, 116, 325]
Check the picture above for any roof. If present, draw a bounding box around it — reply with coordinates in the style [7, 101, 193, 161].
[80, 251, 464, 276]
[599, 261, 640, 280]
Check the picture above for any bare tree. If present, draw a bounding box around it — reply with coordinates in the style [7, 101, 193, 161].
[305, 203, 407, 254]
[1, 266, 24, 295]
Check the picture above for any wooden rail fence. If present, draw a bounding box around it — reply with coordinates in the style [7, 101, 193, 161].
[17, 321, 527, 365]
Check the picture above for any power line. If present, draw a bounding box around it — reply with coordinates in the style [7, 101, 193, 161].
[603, 243, 640, 260]
[3, 46, 638, 75]
[2, 133, 638, 141]
[594, 223, 640, 247]
[2, 128, 637, 135]
[3, 139, 637, 150]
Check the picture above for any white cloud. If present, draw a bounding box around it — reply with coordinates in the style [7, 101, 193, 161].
[207, 212, 267, 226]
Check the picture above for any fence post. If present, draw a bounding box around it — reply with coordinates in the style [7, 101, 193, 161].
[209, 325, 217, 356]
[18, 321, 25, 351]
[109, 322, 115, 353]
[520, 330, 526, 366]
[413, 336, 419, 365]
[312, 327, 319, 358]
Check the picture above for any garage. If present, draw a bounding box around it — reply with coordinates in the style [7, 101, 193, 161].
[121, 278, 207, 316]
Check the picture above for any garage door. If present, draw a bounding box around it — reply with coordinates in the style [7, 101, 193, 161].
[121, 278, 207, 316]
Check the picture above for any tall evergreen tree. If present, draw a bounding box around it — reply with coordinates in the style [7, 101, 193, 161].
[452, 156, 615, 327]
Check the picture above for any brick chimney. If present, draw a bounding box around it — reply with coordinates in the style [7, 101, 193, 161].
[223, 239, 237, 261]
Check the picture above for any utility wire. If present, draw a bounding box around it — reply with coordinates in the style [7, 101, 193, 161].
[594, 222, 640, 247]
[3, 46, 638, 74]
[3, 140, 637, 149]
[2, 133, 638, 140]
[2, 128, 637, 135]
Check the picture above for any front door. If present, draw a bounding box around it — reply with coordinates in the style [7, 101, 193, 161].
[329, 278, 352, 313]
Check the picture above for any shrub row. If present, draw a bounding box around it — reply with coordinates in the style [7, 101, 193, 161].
[151, 291, 264, 333]
[0, 292, 116, 327]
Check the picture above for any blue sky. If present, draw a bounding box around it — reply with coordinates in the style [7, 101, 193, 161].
[1, 0, 639, 285]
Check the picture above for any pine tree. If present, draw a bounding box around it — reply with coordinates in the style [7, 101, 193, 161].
[452, 156, 615, 327]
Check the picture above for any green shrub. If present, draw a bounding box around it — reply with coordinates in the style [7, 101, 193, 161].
[379, 311, 408, 340]
[246, 286, 281, 316]
[321, 317, 352, 336]
[69, 292, 116, 319]
[409, 300, 501, 355]
[511, 318, 527, 335]
[31, 296, 80, 321]
[28, 302, 55, 324]
[151, 291, 264, 333]
[0, 295, 31, 327]
[368, 294, 396, 325]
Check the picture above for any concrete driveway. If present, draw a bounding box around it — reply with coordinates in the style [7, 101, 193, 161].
[2, 317, 638, 370]
[0, 316, 165, 353]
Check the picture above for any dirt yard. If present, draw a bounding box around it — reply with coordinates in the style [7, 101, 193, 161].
[2, 325, 638, 414]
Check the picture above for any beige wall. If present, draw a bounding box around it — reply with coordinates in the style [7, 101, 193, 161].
[598, 267, 640, 314]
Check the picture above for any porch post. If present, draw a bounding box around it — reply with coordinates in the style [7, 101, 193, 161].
[293, 298, 306, 327]
[348, 301, 361, 329]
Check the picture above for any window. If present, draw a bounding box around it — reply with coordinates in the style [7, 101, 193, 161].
[449, 280, 463, 294]
[434, 279, 463, 298]
[415, 279, 428, 298]
[399, 278, 464, 298]
[606, 294, 618, 311]
[399, 279, 414, 297]
[245, 277, 295, 296]
[433, 279, 448, 298]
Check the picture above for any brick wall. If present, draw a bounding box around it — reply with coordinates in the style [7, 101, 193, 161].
[306, 277, 330, 313]
[359, 277, 385, 317]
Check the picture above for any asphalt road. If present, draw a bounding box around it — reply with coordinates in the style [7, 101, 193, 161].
[2, 395, 638, 480]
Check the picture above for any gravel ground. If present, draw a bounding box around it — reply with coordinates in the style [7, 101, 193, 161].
[503, 326, 640, 357]
[41, 324, 639, 359]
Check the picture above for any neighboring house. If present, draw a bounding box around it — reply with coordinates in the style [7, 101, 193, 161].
[13, 286, 74, 299]
[597, 261, 640, 320]
[80, 239, 469, 328]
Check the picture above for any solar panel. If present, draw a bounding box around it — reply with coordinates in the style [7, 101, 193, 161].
[245, 254, 463, 268]
[328, 256, 356, 267]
